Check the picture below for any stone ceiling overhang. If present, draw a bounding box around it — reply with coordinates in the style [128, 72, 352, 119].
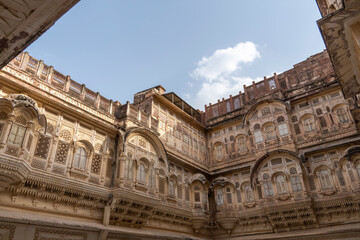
[0, 0, 80, 69]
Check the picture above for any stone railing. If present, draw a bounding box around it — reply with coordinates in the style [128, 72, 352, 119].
[117, 102, 158, 131]
[7, 52, 115, 116]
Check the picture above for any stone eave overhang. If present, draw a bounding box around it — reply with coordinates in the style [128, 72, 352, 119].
[166, 151, 210, 175]
[209, 162, 251, 176]
[299, 134, 360, 158]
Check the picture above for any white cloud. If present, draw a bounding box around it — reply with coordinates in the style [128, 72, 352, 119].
[191, 41, 260, 82]
[196, 77, 261, 107]
[188, 41, 261, 109]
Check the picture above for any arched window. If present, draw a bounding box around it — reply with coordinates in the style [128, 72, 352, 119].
[263, 181, 274, 197]
[336, 108, 349, 123]
[318, 169, 333, 189]
[212, 106, 218, 117]
[238, 137, 246, 151]
[278, 123, 289, 136]
[216, 188, 224, 205]
[73, 147, 87, 169]
[254, 131, 263, 143]
[7, 123, 26, 146]
[137, 163, 146, 183]
[265, 124, 276, 140]
[215, 144, 223, 159]
[226, 187, 232, 204]
[303, 117, 316, 132]
[234, 98, 240, 109]
[194, 186, 201, 202]
[244, 185, 254, 202]
[226, 102, 231, 112]
[169, 180, 175, 196]
[275, 175, 287, 194]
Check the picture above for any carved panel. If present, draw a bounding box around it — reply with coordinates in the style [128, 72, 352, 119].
[34, 134, 51, 159]
[26, 134, 33, 151]
[47, 121, 55, 134]
[91, 154, 102, 175]
[14, 115, 26, 125]
[0, 222, 15, 240]
[52, 165, 66, 175]
[59, 129, 72, 141]
[0, 112, 7, 120]
[33, 227, 87, 240]
[5, 146, 19, 156]
[89, 175, 99, 184]
[55, 141, 69, 164]
[159, 177, 165, 194]
[31, 158, 47, 170]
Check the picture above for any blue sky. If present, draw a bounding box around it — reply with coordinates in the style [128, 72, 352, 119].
[26, 1, 325, 110]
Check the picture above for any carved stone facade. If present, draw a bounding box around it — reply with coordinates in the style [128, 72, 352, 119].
[0, 49, 359, 240]
[0, 1, 359, 239]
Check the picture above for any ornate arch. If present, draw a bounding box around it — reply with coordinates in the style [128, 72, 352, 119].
[0, 94, 47, 131]
[190, 173, 208, 185]
[341, 145, 360, 162]
[210, 176, 235, 190]
[124, 127, 169, 170]
[250, 149, 304, 185]
[241, 99, 290, 127]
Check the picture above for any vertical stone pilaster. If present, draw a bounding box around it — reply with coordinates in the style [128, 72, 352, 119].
[95, 92, 100, 109]
[19, 52, 29, 70]
[36, 60, 44, 77]
[47, 66, 54, 84]
[80, 84, 86, 100]
[64, 75, 71, 92]
[0, 113, 15, 151]
[109, 100, 113, 114]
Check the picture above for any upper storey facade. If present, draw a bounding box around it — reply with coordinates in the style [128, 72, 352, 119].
[0, 49, 360, 240]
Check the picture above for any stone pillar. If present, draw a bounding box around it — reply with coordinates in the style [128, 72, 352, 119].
[47, 66, 54, 84]
[243, 85, 249, 102]
[64, 75, 71, 92]
[274, 72, 280, 90]
[47, 138, 58, 170]
[238, 92, 243, 107]
[264, 77, 270, 93]
[36, 60, 44, 77]
[284, 76, 290, 89]
[80, 84, 86, 100]
[103, 206, 111, 226]
[109, 100, 113, 114]
[95, 92, 100, 109]
[118, 153, 127, 182]
[252, 81, 257, 99]
[0, 114, 15, 151]
[22, 120, 34, 149]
